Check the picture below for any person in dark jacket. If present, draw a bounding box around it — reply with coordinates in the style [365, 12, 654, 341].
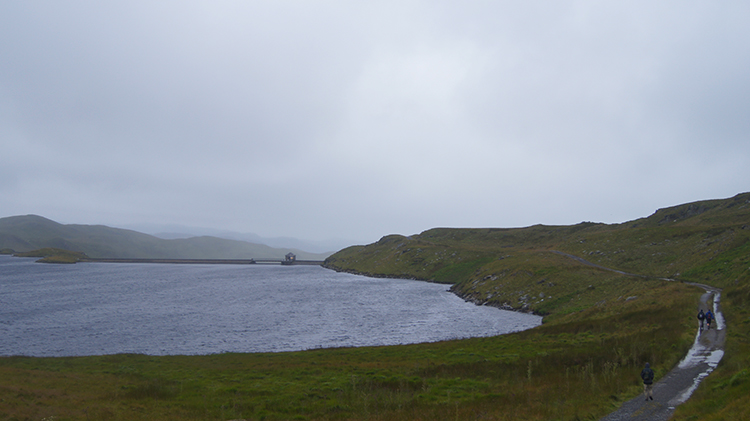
[705, 309, 714, 330]
[641, 362, 655, 401]
[697, 309, 705, 331]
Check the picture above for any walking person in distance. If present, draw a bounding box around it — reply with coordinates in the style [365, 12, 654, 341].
[697, 309, 705, 331]
[705, 309, 714, 330]
[641, 362, 655, 401]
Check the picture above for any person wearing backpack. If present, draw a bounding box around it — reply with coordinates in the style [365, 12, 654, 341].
[641, 362, 655, 401]
[697, 309, 705, 331]
[705, 309, 714, 330]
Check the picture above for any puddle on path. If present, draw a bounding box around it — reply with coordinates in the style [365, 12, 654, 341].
[670, 292, 724, 408]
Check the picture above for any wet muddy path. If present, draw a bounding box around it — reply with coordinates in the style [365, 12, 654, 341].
[600, 283, 725, 421]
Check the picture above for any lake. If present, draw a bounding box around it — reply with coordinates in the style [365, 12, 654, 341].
[0, 255, 542, 357]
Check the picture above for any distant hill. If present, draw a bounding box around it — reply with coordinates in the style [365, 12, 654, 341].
[0, 215, 333, 260]
[115, 221, 354, 253]
[325, 191, 750, 312]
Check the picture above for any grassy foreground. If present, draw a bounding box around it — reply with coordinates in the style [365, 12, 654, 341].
[1, 192, 748, 420]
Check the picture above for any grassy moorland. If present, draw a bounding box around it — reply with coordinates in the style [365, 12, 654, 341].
[0, 193, 748, 420]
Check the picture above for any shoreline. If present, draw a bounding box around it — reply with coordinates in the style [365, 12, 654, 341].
[323, 263, 545, 317]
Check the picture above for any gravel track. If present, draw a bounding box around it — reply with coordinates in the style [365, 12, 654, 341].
[600, 284, 725, 421]
[548, 252, 725, 420]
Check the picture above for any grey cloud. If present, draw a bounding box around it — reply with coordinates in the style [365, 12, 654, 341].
[1, 1, 748, 245]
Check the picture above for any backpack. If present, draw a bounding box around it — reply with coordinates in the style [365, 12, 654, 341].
[641, 368, 654, 384]
[697, 311, 705, 320]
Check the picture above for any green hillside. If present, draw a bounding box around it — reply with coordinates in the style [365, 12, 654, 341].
[0, 215, 330, 260]
[325, 192, 750, 314]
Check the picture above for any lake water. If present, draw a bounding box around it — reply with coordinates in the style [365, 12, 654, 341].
[0, 255, 541, 357]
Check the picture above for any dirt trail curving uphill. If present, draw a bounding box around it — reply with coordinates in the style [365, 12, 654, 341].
[600, 284, 724, 421]
[550, 252, 726, 420]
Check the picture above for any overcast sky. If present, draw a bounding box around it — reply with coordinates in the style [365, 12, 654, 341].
[1, 1, 749, 247]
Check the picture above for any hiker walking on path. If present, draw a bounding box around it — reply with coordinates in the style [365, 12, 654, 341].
[550, 253, 726, 421]
[705, 309, 714, 330]
[697, 309, 705, 330]
[641, 363, 655, 401]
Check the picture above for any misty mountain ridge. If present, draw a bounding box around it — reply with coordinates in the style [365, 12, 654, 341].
[119, 222, 353, 254]
[0, 215, 333, 260]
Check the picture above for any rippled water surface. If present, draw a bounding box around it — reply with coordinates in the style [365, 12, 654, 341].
[0, 255, 541, 356]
